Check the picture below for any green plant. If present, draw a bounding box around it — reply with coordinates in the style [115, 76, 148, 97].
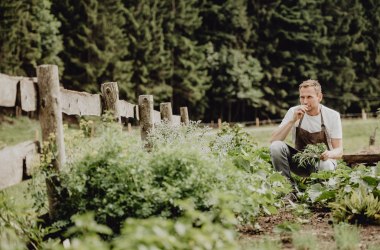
[293, 143, 327, 168]
[242, 236, 281, 250]
[292, 231, 318, 250]
[210, 123, 257, 158]
[79, 119, 94, 138]
[273, 221, 301, 234]
[0, 194, 52, 250]
[333, 223, 360, 250]
[330, 185, 380, 224]
[113, 201, 240, 250]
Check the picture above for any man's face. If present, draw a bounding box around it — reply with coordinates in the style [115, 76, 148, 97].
[299, 86, 322, 114]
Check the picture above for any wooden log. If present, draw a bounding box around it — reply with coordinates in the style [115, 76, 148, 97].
[180, 107, 189, 125]
[101, 82, 120, 122]
[160, 102, 173, 124]
[138, 95, 154, 143]
[37, 65, 66, 169]
[0, 73, 18, 107]
[60, 88, 102, 116]
[37, 64, 66, 220]
[342, 154, 380, 166]
[20, 78, 37, 112]
[0, 141, 39, 190]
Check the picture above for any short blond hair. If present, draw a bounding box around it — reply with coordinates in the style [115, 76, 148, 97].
[299, 79, 322, 93]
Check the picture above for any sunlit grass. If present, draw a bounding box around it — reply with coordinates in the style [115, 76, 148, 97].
[0, 116, 40, 149]
[246, 118, 379, 154]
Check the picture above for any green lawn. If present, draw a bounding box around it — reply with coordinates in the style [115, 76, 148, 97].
[0, 116, 378, 153]
[246, 118, 379, 154]
[0, 116, 40, 149]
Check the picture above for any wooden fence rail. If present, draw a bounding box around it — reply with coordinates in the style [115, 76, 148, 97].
[0, 65, 190, 191]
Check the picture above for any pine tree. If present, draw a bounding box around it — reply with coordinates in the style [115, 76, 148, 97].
[163, 0, 211, 119]
[198, 0, 264, 122]
[352, 0, 380, 112]
[123, 0, 172, 103]
[251, 0, 329, 117]
[0, 0, 63, 76]
[52, 0, 129, 93]
[320, 0, 367, 113]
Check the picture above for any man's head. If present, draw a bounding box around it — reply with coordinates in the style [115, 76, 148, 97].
[299, 79, 323, 115]
[299, 79, 322, 94]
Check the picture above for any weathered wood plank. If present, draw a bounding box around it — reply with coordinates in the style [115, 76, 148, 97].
[342, 154, 380, 166]
[153, 110, 161, 124]
[20, 78, 37, 111]
[118, 100, 135, 118]
[60, 88, 102, 116]
[173, 115, 181, 126]
[0, 73, 18, 107]
[0, 141, 39, 190]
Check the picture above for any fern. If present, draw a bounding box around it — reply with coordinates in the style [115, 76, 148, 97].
[330, 186, 380, 224]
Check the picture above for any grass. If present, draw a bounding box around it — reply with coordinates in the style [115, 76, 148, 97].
[246, 118, 379, 154]
[0, 116, 40, 149]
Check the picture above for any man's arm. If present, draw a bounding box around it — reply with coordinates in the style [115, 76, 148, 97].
[320, 138, 343, 160]
[270, 105, 309, 143]
[270, 121, 295, 142]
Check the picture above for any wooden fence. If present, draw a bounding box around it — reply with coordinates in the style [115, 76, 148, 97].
[0, 65, 190, 190]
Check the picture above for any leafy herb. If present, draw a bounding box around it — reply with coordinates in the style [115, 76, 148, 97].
[292, 143, 327, 168]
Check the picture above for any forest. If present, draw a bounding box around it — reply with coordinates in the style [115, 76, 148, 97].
[0, 0, 379, 122]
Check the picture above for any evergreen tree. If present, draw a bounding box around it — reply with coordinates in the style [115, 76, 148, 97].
[52, 0, 129, 93]
[199, 0, 264, 122]
[352, 0, 380, 112]
[163, 0, 210, 119]
[123, 0, 172, 103]
[0, 0, 63, 76]
[320, 0, 367, 113]
[251, 0, 328, 117]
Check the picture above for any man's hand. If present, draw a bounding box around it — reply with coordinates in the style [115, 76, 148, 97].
[292, 105, 309, 122]
[320, 150, 331, 161]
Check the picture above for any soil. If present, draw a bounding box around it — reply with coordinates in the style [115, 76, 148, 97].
[239, 206, 380, 249]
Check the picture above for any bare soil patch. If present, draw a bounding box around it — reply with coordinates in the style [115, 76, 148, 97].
[239, 207, 380, 249]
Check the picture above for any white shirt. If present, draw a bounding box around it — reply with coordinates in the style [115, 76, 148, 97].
[279, 104, 342, 147]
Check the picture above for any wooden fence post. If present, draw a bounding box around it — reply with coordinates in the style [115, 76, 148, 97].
[101, 82, 120, 122]
[362, 108, 367, 120]
[37, 64, 66, 220]
[218, 118, 222, 129]
[160, 102, 173, 124]
[37, 64, 66, 169]
[180, 107, 189, 125]
[138, 95, 154, 144]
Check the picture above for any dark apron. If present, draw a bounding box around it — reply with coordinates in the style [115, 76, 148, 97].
[295, 108, 331, 151]
[288, 108, 331, 177]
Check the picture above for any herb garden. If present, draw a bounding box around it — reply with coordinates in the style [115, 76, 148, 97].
[1, 117, 379, 250]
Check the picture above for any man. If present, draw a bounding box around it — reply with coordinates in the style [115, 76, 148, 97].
[270, 79, 343, 192]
